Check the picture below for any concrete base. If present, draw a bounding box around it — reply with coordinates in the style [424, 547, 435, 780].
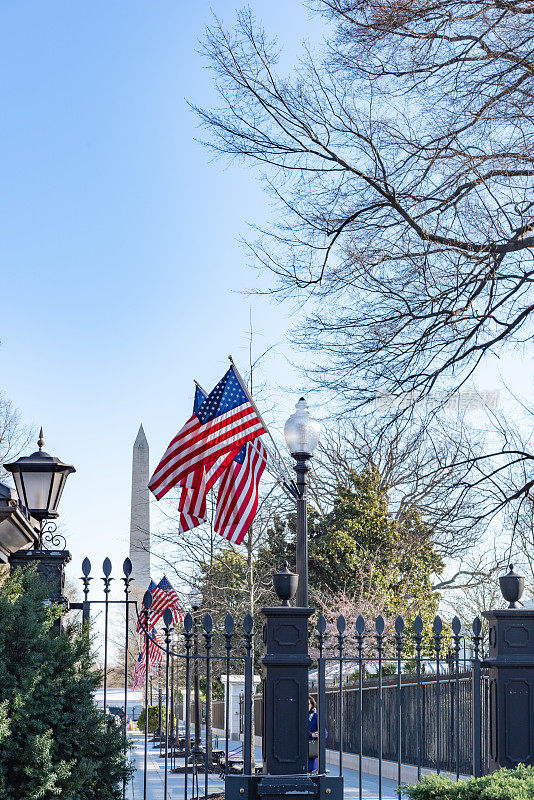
[225, 773, 343, 800]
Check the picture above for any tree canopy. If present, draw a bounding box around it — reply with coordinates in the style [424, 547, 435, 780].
[264, 465, 442, 621]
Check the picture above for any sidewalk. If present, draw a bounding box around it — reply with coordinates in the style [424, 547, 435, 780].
[126, 732, 400, 800]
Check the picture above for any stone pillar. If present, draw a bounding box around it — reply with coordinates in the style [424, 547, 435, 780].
[483, 608, 534, 770]
[9, 548, 71, 630]
[261, 605, 313, 776]
[221, 674, 261, 740]
[225, 564, 342, 800]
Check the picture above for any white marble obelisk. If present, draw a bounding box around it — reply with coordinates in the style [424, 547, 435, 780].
[129, 424, 151, 595]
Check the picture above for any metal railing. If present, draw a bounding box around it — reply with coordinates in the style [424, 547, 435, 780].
[222, 670, 491, 778]
[73, 557, 490, 800]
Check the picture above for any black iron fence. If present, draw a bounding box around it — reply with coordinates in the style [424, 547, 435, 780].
[219, 671, 491, 777]
[73, 557, 491, 800]
[326, 671, 490, 775]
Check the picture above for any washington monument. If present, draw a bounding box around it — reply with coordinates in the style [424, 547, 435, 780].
[129, 424, 151, 594]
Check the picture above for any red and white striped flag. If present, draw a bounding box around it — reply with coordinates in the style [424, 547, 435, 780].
[179, 450, 237, 532]
[149, 575, 184, 629]
[214, 439, 267, 545]
[178, 385, 210, 531]
[132, 652, 145, 691]
[145, 630, 164, 669]
[136, 579, 156, 634]
[149, 367, 265, 501]
[131, 631, 164, 689]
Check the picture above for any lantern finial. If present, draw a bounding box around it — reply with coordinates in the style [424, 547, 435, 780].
[37, 428, 44, 451]
[284, 398, 321, 456]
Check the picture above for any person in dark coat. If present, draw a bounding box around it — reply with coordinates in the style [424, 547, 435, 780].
[308, 694, 319, 772]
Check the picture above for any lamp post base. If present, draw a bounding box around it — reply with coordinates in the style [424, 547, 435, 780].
[9, 548, 71, 630]
[225, 773, 343, 800]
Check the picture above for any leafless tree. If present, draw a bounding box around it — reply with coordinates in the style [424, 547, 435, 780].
[197, 1, 534, 515]
[0, 393, 33, 482]
[310, 415, 485, 558]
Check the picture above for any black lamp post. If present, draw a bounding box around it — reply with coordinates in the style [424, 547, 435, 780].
[284, 398, 320, 608]
[189, 588, 203, 758]
[4, 428, 75, 548]
[5, 430, 75, 628]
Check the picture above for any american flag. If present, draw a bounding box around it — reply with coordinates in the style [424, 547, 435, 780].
[179, 381, 269, 534]
[149, 366, 265, 501]
[179, 449, 240, 532]
[214, 438, 268, 545]
[136, 578, 156, 634]
[131, 631, 164, 690]
[178, 386, 208, 530]
[147, 630, 164, 667]
[149, 575, 184, 629]
[132, 651, 145, 691]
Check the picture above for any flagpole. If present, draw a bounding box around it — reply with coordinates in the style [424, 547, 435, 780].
[262, 442, 299, 499]
[228, 356, 296, 489]
[194, 379, 208, 395]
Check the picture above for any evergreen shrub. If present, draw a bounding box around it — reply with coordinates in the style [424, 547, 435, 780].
[403, 765, 534, 799]
[0, 567, 132, 799]
[137, 705, 163, 733]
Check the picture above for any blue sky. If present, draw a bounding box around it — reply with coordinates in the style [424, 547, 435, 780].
[0, 1, 326, 589]
[1, 1, 531, 607]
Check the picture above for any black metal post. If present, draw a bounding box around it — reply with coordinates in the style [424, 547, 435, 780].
[259, 602, 313, 786]
[414, 615, 423, 782]
[192, 604, 202, 760]
[337, 616, 345, 777]
[434, 616, 443, 775]
[122, 558, 133, 800]
[183, 613, 193, 800]
[81, 557, 92, 625]
[243, 613, 253, 777]
[164, 611, 172, 800]
[157, 689, 163, 750]
[203, 613, 213, 798]
[170, 656, 175, 760]
[317, 615, 327, 776]
[356, 615, 365, 800]
[452, 617, 461, 781]
[395, 616, 404, 797]
[471, 618, 482, 777]
[102, 558, 113, 713]
[224, 614, 234, 776]
[293, 453, 311, 609]
[376, 616, 384, 799]
[142, 590, 152, 800]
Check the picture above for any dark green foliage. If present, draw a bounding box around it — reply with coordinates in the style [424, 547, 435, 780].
[137, 705, 162, 733]
[265, 466, 442, 617]
[0, 568, 131, 800]
[403, 765, 534, 799]
[200, 675, 224, 699]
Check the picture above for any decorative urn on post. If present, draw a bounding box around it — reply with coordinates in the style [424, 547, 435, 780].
[499, 564, 525, 609]
[272, 561, 298, 606]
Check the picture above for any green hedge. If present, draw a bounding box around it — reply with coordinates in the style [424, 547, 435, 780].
[137, 705, 163, 733]
[403, 765, 534, 799]
[136, 705, 177, 733]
